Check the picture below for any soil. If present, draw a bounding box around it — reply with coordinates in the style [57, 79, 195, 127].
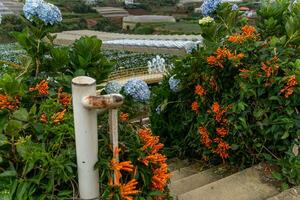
[127, 8, 150, 15]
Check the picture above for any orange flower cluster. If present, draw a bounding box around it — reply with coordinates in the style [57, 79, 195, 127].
[207, 48, 244, 68]
[198, 126, 212, 148]
[195, 84, 206, 97]
[216, 127, 228, 137]
[111, 159, 134, 172]
[191, 101, 199, 112]
[0, 94, 19, 110]
[261, 62, 279, 78]
[111, 159, 134, 186]
[57, 88, 71, 106]
[239, 69, 250, 78]
[209, 102, 230, 123]
[120, 112, 129, 122]
[51, 109, 66, 124]
[29, 80, 49, 95]
[213, 138, 230, 161]
[151, 163, 172, 191]
[139, 128, 164, 155]
[142, 153, 167, 166]
[40, 113, 48, 123]
[242, 25, 256, 36]
[280, 75, 298, 98]
[228, 25, 257, 43]
[120, 179, 140, 200]
[138, 128, 171, 194]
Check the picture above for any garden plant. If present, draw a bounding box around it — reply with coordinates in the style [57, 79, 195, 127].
[151, 0, 300, 189]
[0, 0, 171, 199]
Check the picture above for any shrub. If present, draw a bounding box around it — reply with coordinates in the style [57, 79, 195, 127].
[0, 1, 172, 199]
[150, 0, 300, 187]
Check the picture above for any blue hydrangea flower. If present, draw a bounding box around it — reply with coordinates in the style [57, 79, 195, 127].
[123, 79, 151, 102]
[23, 0, 62, 25]
[200, 0, 221, 16]
[23, 0, 43, 21]
[232, 4, 239, 11]
[38, 2, 62, 25]
[169, 75, 181, 92]
[105, 81, 122, 94]
[155, 105, 161, 114]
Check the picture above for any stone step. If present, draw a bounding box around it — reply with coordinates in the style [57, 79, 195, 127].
[170, 163, 204, 182]
[267, 186, 300, 200]
[170, 167, 226, 197]
[178, 165, 280, 200]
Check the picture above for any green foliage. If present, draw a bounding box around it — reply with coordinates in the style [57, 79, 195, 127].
[0, 74, 77, 199]
[151, 1, 300, 186]
[134, 25, 155, 35]
[11, 15, 112, 83]
[257, 0, 300, 45]
[97, 121, 172, 200]
[199, 3, 246, 49]
[69, 36, 112, 82]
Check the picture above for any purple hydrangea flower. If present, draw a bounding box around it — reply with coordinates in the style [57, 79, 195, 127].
[123, 79, 150, 102]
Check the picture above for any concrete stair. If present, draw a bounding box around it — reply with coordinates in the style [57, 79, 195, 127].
[169, 164, 300, 200]
[94, 7, 129, 18]
[267, 186, 300, 200]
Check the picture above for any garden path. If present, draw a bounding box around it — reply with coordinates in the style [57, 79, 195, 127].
[169, 162, 300, 200]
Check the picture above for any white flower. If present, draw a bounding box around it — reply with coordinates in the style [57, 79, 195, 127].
[148, 55, 166, 74]
[199, 16, 214, 25]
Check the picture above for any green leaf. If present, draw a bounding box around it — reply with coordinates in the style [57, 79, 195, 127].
[5, 120, 23, 135]
[271, 171, 283, 181]
[281, 182, 289, 190]
[0, 170, 17, 178]
[12, 108, 28, 122]
[281, 131, 289, 139]
[148, 190, 164, 196]
[0, 134, 8, 146]
[231, 144, 239, 150]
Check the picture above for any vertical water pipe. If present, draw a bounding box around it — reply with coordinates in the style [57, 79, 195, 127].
[72, 76, 99, 199]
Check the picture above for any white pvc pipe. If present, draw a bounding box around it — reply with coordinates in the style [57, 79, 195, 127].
[109, 109, 119, 184]
[72, 76, 99, 199]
